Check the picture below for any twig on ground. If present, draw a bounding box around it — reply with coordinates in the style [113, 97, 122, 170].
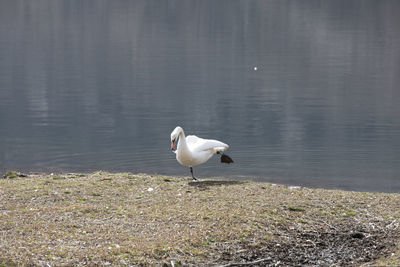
[217, 257, 272, 267]
[321, 220, 338, 231]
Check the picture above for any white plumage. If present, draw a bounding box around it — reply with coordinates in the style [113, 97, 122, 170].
[170, 126, 233, 180]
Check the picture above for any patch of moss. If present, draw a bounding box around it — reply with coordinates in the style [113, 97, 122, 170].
[287, 206, 305, 212]
[3, 171, 19, 179]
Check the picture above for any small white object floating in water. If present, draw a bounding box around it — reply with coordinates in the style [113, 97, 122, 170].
[253, 66, 258, 71]
[170, 126, 233, 181]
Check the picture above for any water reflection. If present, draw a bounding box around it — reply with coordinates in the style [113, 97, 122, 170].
[0, 1, 399, 192]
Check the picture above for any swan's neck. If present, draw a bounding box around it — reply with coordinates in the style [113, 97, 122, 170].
[177, 130, 188, 152]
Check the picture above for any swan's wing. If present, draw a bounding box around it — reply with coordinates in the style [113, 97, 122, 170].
[185, 135, 201, 146]
[186, 135, 229, 153]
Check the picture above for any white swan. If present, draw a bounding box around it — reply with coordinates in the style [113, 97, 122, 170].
[170, 126, 233, 180]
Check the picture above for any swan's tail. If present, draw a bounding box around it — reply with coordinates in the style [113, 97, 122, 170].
[217, 151, 234, 164]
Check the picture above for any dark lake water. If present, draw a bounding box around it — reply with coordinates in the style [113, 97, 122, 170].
[1, 1, 400, 192]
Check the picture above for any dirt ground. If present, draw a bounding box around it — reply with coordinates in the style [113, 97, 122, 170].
[1, 171, 399, 266]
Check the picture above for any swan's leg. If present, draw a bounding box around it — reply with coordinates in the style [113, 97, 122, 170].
[190, 167, 197, 181]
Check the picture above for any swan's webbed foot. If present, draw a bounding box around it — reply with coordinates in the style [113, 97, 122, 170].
[190, 167, 198, 181]
[217, 151, 234, 164]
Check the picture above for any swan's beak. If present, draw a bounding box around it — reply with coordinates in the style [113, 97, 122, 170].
[171, 140, 176, 151]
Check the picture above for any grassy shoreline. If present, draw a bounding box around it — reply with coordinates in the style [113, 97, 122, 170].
[1, 171, 399, 266]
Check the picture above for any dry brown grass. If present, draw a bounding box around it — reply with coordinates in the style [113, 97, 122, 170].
[0, 171, 399, 266]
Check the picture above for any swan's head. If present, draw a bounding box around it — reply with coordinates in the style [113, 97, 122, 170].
[170, 126, 183, 151]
